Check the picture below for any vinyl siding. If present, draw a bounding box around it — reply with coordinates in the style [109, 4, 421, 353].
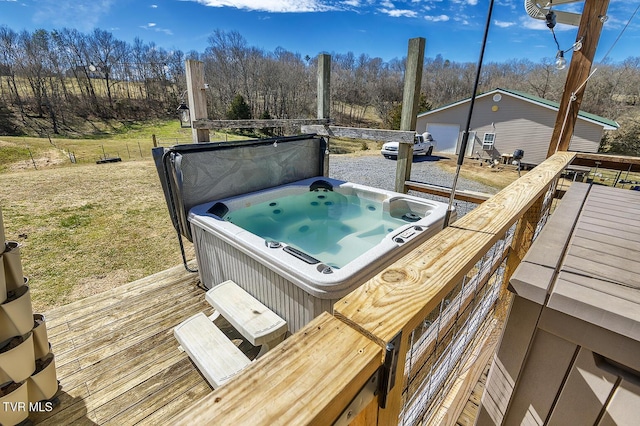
[416, 91, 605, 165]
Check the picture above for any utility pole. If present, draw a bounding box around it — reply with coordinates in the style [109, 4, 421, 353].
[547, 0, 610, 157]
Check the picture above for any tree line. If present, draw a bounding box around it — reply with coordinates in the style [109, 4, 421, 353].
[1, 26, 639, 153]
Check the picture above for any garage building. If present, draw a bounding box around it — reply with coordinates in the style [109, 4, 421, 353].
[416, 88, 619, 166]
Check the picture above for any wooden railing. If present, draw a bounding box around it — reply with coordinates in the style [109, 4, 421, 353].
[171, 152, 577, 425]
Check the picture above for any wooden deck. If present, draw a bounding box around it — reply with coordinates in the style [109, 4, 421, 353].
[26, 260, 494, 425]
[31, 264, 213, 425]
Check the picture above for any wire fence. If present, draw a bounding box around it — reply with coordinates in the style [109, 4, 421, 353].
[399, 171, 567, 426]
[400, 222, 513, 425]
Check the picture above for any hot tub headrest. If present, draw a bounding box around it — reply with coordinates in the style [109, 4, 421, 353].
[153, 134, 328, 241]
[309, 179, 333, 192]
[208, 202, 229, 218]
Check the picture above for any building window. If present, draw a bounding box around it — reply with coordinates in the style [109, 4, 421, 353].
[482, 132, 496, 149]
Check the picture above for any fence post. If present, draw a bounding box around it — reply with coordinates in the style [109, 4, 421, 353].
[395, 37, 425, 193]
[152, 134, 157, 147]
[27, 146, 37, 170]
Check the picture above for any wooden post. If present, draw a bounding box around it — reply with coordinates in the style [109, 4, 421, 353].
[317, 54, 331, 120]
[152, 134, 157, 147]
[497, 193, 546, 320]
[318, 53, 331, 178]
[185, 60, 210, 143]
[547, 0, 610, 157]
[395, 38, 425, 193]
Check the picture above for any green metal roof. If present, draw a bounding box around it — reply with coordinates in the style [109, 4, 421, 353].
[419, 88, 619, 130]
[498, 88, 619, 129]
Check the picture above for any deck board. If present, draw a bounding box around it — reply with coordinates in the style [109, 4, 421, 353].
[31, 264, 214, 425]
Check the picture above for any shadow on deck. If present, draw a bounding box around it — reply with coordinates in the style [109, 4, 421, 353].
[32, 264, 212, 425]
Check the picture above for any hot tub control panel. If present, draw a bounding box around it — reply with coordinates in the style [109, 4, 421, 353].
[393, 225, 425, 244]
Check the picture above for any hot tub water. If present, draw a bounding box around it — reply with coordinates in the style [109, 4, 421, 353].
[223, 188, 420, 268]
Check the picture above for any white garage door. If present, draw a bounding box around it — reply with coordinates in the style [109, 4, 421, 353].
[426, 124, 460, 153]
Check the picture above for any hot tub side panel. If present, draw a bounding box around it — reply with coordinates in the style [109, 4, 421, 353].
[193, 224, 335, 333]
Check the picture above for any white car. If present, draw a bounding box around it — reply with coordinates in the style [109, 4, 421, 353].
[381, 132, 435, 159]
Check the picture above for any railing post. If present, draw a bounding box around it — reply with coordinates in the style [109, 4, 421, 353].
[498, 188, 548, 317]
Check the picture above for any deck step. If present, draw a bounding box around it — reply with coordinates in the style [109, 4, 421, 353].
[205, 280, 288, 347]
[174, 312, 251, 389]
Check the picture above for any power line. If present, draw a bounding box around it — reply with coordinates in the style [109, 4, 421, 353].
[599, 2, 640, 63]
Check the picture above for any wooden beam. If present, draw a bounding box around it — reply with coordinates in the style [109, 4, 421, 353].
[317, 54, 331, 120]
[194, 118, 331, 130]
[572, 152, 640, 172]
[404, 181, 492, 204]
[301, 124, 414, 143]
[185, 60, 210, 143]
[400, 37, 425, 132]
[395, 143, 412, 194]
[396, 37, 425, 194]
[317, 54, 332, 177]
[547, 0, 610, 156]
[171, 313, 383, 426]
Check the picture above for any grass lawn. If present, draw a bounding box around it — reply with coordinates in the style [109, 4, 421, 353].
[0, 159, 193, 311]
[0, 122, 526, 312]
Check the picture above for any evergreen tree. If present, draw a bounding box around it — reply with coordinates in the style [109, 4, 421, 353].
[385, 93, 432, 130]
[226, 95, 252, 120]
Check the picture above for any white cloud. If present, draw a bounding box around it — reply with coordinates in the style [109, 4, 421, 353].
[380, 8, 417, 18]
[425, 14, 450, 22]
[150, 4, 158, 8]
[188, 0, 337, 13]
[494, 20, 515, 28]
[32, 0, 115, 31]
[140, 22, 173, 35]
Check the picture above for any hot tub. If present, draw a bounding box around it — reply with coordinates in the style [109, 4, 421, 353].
[189, 176, 452, 333]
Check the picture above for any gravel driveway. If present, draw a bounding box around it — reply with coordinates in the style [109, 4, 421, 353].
[329, 153, 498, 216]
[329, 153, 496, 193]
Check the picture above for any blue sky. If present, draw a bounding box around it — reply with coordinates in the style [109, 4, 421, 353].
[0, 0, 638, 64]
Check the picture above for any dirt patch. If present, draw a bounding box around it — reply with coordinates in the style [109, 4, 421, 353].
[70, 269, 133, 301]
[434, 154, 526, 190]
[7, 149, 67, 172]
